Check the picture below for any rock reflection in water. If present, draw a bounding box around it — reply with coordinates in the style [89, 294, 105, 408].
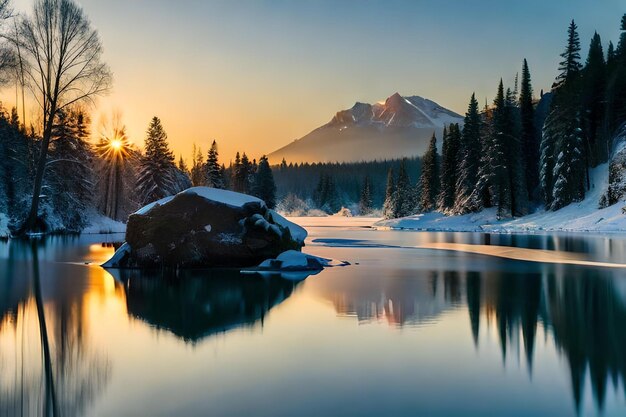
[111, 269, 303, 343]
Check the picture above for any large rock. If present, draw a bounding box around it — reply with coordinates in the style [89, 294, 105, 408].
[104, 187, 307, 268]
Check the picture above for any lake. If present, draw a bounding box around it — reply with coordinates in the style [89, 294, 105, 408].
[1, 223, 626, 417]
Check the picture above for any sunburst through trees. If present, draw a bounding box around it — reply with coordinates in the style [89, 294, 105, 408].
[96, 115, 134, 221]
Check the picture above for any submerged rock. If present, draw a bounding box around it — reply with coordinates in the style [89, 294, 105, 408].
[103, 187, 307, 268]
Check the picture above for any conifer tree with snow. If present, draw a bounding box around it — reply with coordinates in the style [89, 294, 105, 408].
[382, 168, 396, 219]
[314, 173, 341, 214]
[394, 158, 415, 218]
[541, 20, 586, 210]
[471, 102, 496, 211]
[253, 155, 276, 208]
[456, 106, 482, 210]
[359, 175, 373, 215]
[419, 133, 440, 212]
[519, 59, 540, 200]
[489, 80, 513, 217]
[206, 140, 225, 189]
[47, 109, 95, 229]
[438, 124, 461, 212]
[606, 14, 626, 139]
[504, 86, 528, 216]
[136, 116, 178, 205]
[0, 107, 30, 225]
[454, 94, 482, 214]
[581, 32, 607, 166]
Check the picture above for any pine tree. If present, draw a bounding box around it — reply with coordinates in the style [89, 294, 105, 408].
[178, 156, 189, 173]
[239, 153, 252, 193]
[394, 158, 415, 217]
[471, 102, 496, 210]
[206, 140, 224, 188]
[314, 173, 341, 214]
[505, 86, 528, 216]
[520, 59, 540, 200]
[190, 144, 205, 186]
[419, 133, 440, 212]
[438, 124, 461, 212]
[607, 41, 616, 69]
[253, 155, 276, 208]
[47, 109, 95, 229]
[382, 168, 396, 219]
[541, 20, 585, 210]
[553, 20, 583, 91]
[454, 94, 482, 214]
[231, 152, 243, 192]
[581, 32, 607, 167]
[490, 80, 512, 217]
[136, 116, 177, 205]
[359, 175, 373, 215]
[606, 14, 626, 138]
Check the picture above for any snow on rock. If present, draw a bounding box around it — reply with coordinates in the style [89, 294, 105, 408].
[377, 164, 626, 233]
[101, 243, 131, 268]
[105, 187, 307, 268]
[269, 210, 307, 244]
[242, 250, 349, 281]
[182, 187, 265, 208]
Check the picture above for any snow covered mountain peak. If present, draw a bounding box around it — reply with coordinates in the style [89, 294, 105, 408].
[268, 93, 463, 163]
[328, 93, 462, 129]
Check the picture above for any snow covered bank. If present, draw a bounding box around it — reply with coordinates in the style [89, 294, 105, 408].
[0, 213, 9, 238]
[376, 164, 626, 234]
[83, 213, 127, 234]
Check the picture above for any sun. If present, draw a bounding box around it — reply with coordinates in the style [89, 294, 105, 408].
[110, 139, 123, 151]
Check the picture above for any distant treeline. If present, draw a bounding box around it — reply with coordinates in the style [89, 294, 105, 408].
[271, 158, 421, 211]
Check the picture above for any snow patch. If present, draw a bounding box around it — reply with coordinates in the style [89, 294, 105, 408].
[83, 213, 127, 234]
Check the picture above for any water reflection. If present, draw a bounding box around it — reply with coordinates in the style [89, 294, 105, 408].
[112, 269, 301, 343]
[0, 239, 112, 417]
[316, 263, 626, 412]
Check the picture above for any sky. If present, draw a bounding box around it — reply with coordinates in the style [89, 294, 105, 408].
[3, 0, 625, 164]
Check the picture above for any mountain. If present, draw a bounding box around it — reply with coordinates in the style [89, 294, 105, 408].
[269, 93, 463, 164]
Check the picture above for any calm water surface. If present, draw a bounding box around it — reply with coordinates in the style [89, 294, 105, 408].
[1, 225, 626, 417]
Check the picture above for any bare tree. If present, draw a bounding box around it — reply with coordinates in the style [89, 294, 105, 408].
[0, 0, 16, 86]
[14, 0, 111, 234]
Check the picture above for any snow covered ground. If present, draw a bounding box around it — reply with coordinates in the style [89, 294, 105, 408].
[78, 164, 626, 237]
[83, 213, 127, 234]
[377, 164, 626, 234]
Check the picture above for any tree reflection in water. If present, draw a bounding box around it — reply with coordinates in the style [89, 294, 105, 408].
[0, 239, 110, 417]
[321, 265, 626, 412]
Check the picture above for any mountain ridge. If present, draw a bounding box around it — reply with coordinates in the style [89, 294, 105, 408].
[269, 93, 463, 164]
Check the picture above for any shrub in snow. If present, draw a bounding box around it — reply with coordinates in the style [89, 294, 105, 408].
[602, 123, 626, 207]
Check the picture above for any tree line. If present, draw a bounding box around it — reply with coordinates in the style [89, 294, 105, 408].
[382, 15, 626, 219]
